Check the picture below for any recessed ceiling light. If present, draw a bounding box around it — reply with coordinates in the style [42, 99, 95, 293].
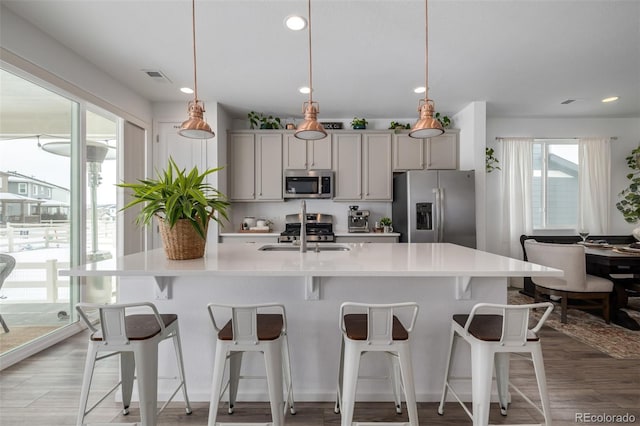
[602, 96, 619, 103]
[285, 15, 307, 31]
[180, 87, 194, 94]
[413, 87, 426, 94]
[299, 86, 311, 94]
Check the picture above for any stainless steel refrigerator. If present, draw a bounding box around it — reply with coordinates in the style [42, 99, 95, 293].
[392, 170, 476, 247]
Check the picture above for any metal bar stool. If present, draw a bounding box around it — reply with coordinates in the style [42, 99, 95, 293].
[438, 302, 554, 426]
[75, 302, 192, 426]
[207, 303, 295, 426]
[335, 302, 420, 426]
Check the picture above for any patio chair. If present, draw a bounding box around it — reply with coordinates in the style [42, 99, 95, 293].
[0, 254, 17, 333]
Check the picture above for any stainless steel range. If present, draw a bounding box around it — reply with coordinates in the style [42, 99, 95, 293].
[279, 213, 335, 243]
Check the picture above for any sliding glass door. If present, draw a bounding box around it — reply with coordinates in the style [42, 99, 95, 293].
[0, 68, 118, 356]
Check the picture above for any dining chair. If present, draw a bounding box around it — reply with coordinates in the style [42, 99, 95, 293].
[0, 254, 16, 333]
[524, 239, 613, 323]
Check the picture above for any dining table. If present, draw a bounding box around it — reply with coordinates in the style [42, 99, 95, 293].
[584, 244, 640, 330]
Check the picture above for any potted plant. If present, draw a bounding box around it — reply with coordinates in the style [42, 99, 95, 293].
[248, 111, 282, 129]
[389, 121, 411, 130]
[351, 117, 368, 130]
[486, 147, 501, 173]
[616, 146, 640, 239]
[434, 112, 451, 129]
[380, 217, 393, 233]
[117, 158, 230, 259]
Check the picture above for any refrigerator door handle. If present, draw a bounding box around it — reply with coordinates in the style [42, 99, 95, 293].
[439, 187, 444, 242]
[433, 187, 442, 242]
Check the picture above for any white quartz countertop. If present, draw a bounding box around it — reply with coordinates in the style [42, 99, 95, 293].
[61, 243, 561, 278]
[334, 231, 400, 237]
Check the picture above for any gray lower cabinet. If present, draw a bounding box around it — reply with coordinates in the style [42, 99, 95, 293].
[219, 235, 279, 244]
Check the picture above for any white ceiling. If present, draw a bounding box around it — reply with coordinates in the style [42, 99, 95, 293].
[3, 0, 639, 121]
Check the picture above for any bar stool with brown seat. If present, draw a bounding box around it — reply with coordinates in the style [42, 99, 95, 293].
[438, 302, 554, 426]
[334, 302, 420, 426]
[75, 302, 192, 426]
[207, 303, 295, 426]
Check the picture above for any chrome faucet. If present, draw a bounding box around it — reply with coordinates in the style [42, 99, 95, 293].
[300, 200, 307, 253]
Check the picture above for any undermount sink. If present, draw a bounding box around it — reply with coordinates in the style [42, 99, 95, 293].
[258, 244, 351, 252]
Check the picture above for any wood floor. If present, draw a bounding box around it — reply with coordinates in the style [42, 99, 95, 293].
[1, 326, 638, 425]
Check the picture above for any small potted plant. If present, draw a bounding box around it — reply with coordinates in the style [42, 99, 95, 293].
[117, 158, 230, 259]
[389, 121, 411, 130]
[351, 117, 368, 130]
[248, 111, 282, 129]
[434, 112, 451, 129]
[380, 217, 393, 233]
[486, 147, 501, 173]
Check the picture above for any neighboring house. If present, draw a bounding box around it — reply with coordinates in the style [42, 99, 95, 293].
[0, 171, 70, 223]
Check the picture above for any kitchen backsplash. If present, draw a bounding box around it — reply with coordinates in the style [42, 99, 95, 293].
[221, 200, 392, 233]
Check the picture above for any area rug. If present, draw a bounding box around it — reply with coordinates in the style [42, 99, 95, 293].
[0, 326, 60, 354]
[509, 290, 640, 360]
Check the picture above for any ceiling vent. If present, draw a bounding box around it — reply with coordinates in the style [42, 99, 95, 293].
[560, 99, 576, 105]
[141, 69, 172, 83]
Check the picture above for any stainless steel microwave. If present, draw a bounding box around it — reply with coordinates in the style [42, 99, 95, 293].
[283, 170, 333, 199]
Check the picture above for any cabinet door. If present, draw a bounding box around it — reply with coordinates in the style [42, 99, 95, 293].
[229, 133, 255, 200]
[363, 133, 392, 200]
[256, 134, 283, 200]
[332, 133, 362, 200]
[283, 134, 308, 169]
[426, 132, 458, 170]
[393, 134, 424, 171]
[309, 138, 332, 170]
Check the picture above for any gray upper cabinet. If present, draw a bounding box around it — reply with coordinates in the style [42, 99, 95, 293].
[393, 130, 459, 171]
[283, 134, 332, 170]
[229, 131, 283, 201]
[332, 133, 362, 200]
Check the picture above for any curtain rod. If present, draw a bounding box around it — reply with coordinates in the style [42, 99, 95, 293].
[495, 136, 618, 141]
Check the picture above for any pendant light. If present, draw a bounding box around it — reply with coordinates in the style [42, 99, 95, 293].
[178, 0, 214, 139]
[294, 0, 327, 140]
[409, 0, 444, 139]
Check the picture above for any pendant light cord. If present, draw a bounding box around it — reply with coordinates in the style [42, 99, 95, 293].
[191, 0, 199, 101]
[424, 0, 429, 101]
[307, 0, 313, 104]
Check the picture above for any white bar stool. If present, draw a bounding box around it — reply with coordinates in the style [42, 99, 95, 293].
[207, 303, 295, 426]
[438, 302, 554, 426]
[75, 302, 192, 426]
[335, 302, 420, 426]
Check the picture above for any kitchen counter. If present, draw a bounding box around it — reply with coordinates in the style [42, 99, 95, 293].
[334, 231, 401, 237]
[62, 243, 560, 403]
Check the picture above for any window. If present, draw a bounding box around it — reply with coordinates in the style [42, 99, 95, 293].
[17, 183, 27, 194]
[531, 139, 578, 229]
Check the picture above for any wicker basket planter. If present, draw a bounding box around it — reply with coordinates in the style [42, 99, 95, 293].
[158, 217, 208, 260]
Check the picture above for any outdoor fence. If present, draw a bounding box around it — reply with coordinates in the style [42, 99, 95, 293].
[0, 222, 70, 253]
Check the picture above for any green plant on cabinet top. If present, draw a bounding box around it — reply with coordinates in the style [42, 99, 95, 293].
[248, 111, 282, 129]
[117, 157, 230, 239]
[351, 117, 368, 129]
[616, 146, 640, 224]
[434, 112, 451, 129]
[389, 121, 411, 130]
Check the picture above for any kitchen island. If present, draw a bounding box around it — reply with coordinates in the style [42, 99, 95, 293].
[62, 242, 561, 403]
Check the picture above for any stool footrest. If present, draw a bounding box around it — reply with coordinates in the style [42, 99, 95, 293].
[353, 423, 412, 426]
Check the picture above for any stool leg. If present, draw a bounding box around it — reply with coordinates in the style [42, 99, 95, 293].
[120, 352, 135, 416]
[438, 326, 457, 415]
[341, 341, 361, 426]
[494, 352, 510, 416]
[171, 326, 193, 414]
[208, 342, 228, 426]
[134, 343, 158, 426]
[471, 344, 494, 426]
[389, 354, 402, 414]
[263, 340, 285, 426]
[334, 337, 345, 414]
[77, 343, 99, 426]
[228, 352, 243, 414]
[398, 344, 419, 426]
[531, 345, 552, 426]
[281, 334, 296, 415]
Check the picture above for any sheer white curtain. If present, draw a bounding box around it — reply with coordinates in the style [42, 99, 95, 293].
[500, 138, 534, 259]
[578, 137, 611, 234]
